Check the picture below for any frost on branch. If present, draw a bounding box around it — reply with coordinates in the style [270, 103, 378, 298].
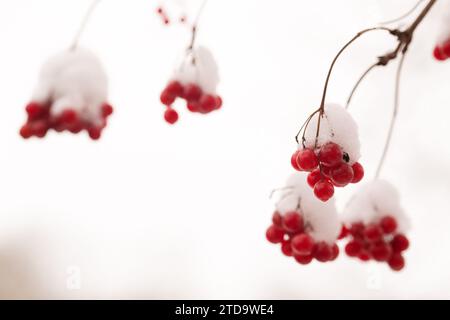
[20, 48, 113, 140]
[266, 173, 341, 265]
[160, 46, 222, 124]
[341, 180, 410, 271]
[433, 1, 450, 61]
[292, 104, 364, 202]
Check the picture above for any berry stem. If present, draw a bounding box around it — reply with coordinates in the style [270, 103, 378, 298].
[71, 0, 103, 50]
[187, 0, 209, 52]
[377, 0, 425, 26]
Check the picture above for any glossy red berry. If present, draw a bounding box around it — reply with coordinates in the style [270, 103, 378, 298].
[345, 240, 362, 257]
[215, 96, 223, 109]
[307, 170, 321, 188]
[296, 149, 319, 171]
[102, 103, 114, 117]
[164, 108, 179, 124]
[380, 216, 397, 234]
[388, 253, 405, 271]
[313, 180, 334, 202]
[199, 94, 217, 113]
[60, 109, 78, 124]
[338, 225, 349, 240]
[330, 243, 339, 261]
[272, 211, 282, 227]
[433, 46, 446, 61]
[266, 225, 284, 244]
[314, 242, 333, 262]
[160, 90, 176, 106]
[19, 124, 33, 139]
[351, 162, 364, 183]
[166, 81, 184, 97]
[294, 254, 313, 265]
[319, 143, 343, 167]
[443, 41, 450, 57]
[186, 101, 199, 112]
[370, 243, 392, 262]
[282, 212, 304, 233]
[291, 234, 315, 256]
[183, 84, 203, 102]
[26, 102, 45, 120]
[281, 240, 293, 257]
[349, 223, 365, 239]
[330, 163, 354, 187]
[88, 127, 102, 140]
[358, 250, 371, 261]
[391, 234, 409, 253]
[291, 150, 302, 171]
[364, 224, 383, 242]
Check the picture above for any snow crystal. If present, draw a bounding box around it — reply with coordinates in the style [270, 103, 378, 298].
[343, 179, 410, 233]
[302, 103, 361, 164]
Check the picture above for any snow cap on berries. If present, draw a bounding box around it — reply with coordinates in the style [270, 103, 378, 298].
[343, 180, 410, 233]
[172, 46, 220, 94]
[32, 48, 109, 125]
[276, 173, 341, 244]
[302, 104, 361, 164]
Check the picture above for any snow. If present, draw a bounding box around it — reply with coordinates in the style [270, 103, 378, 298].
[171, 46, 220, 94]
[302, 103, 361, 164]
[31, 48, 109, 126]
[275, 173, 341, 244]
[343, 179, 410, 233]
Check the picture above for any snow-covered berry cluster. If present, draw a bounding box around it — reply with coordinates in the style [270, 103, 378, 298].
[266, 173, 341, 265]
[20, 48, 113, 140]
[291, 104, 364, 202]
[160, 46, 222, 124]
[341, 180, 410, 271]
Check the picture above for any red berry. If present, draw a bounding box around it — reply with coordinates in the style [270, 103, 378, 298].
[166, 81, 183, 97]
[266, 225, 284, 244]
[199, 94, 217, 113]
[433, 46, 446, 61]
[351, 162, 364, 183]
[349, 222, 365, 239]
[330, 163, 354, 187]
[338, 225, 349, 240]
[88, 127, 102, 140]
[296, 149, 319, 171]
[364, 224, 383, 242]
[314, 242, 333, 262]
[380, 216, 397, 234]
[164, 108, 179, 124]
[330, 243, 339, 261]
[60, 109, 78, 124]
[319, 143, 343, 167]
[272, 211, 282, 227]
[321, 165, 332, 178]
[370, 243, 392, 262]
[186, 101, 199, 112]
[19, 124, 33, 139]
[294, 254, 313, 265]
[160, 90, 176, 106]
[307, 170, 321, 188]
[31, 120, 49, 138]
[291, 233, 314, 256]
[281, 240, 293, 257]
[313, 180, 334, 202]
[443, 40, 450, 57]
[183, 84, 202, 101]
[102, 103, 114, 118]
[26, 102, 46, 120]
[358, 250, 371, 261]
[215, 96, 223, 109]
[291, 151, 302, 171]
[282, 211, 303, 233]
[391, 234, 409, 253]
[345, 240, 362, 257]
[388, 253, 405, 271]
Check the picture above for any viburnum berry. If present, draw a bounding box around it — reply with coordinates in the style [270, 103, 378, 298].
[370, 242, 392, 262]
[291, 233, 315, 256]
[294, 254, 313, 265]
[380, 216, 397, 234]
[307, 170, 321, 188]
[272, 211, 283, 227]
[391, 234, 409, 253]
[164, 108, 179, 124]
[358, 250, 371, 262]
[351, 162, 364, 183]
[166, 81, 184, 97]
[199, 94, 217, 113]
[266, 225, 284, 244]
[281, 240, 293, 257]
[295, 149, 319, 171]
[314, 242, 333, 262]
[345, 240, 362, 257]
[330, 163, 354, 187]
[313, 180, 334, 202]
[183, 83, 203, 101]
[338, 225, 349, 240]
[282, 211, 304, 233]
[330, 244, 339, 261]
[318, 142, 343, 167]
[291, 151, 302, 171]
[388, 253, 405, 271]
[364, 224, 383, 242]
[433, 46, 446, 61]
[160, 90, 176, 106]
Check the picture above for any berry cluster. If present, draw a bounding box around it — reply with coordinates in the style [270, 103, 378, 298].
[266, 211, 339, 265]
[160, 80, 222, 124]
[433, 39, 450, 61]
[20, 101, 113, 140]
[342, 216, 409, 271]
[291, 142, 364, 202]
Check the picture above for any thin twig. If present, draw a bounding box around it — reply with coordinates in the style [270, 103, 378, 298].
[378, 0, 425, 26]
[346, 63, 378, 109]
[187, 0, 209, 51]
[71, 0, 102, 50]
[375, 52, 407, 178]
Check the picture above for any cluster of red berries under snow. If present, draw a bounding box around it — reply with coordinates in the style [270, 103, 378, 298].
[341, 180, 410, 271]
[291, 104, 364, 202]
[266, 174, 342, 265]
[20, 49, 113, 140]
[160, 46, 222, 124]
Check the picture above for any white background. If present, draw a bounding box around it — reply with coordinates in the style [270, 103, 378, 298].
[0, 0, 449, 299]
